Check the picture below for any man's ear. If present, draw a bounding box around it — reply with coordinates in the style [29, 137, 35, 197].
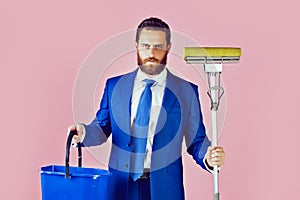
[167, 43, 172, 51]
[135, 42, 138, 49]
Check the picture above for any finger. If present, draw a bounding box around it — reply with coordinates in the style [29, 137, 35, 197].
[67, 127, 72, 137]
[72, 135, 81, 143]
[209, 159, 224, 167]
[71, 124, 77, 130]
[211, 156, 223, 161]
[210, 155, 225, 164]
[211, 154, 225, 164]
[76, 124, 84, 134]
[210, 152, 225, 161]
[211, 151, 225, 157]
[67, 124, 76, 133]
[210, 148, 224, 155]
[208, 147, 220, 155]
[211, 146, 224, 152]
[73, 135, 80, 140]
[211, 149, 225, 156]
[210, 156, 224, 162]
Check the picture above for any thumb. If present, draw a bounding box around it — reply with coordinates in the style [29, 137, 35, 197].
[67, 124, 76, 135]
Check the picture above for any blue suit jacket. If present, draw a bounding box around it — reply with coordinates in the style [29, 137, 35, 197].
[83, 69, 211, 200]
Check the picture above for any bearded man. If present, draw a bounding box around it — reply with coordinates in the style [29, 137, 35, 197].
[69, 17, 225, 200]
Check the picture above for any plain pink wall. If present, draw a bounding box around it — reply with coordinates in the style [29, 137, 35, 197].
[1, 0, 299, 199]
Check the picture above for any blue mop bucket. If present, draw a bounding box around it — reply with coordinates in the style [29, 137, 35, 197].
[40, 130, 111, 200]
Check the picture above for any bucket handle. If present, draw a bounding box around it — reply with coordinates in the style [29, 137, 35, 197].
[65, 130, 82, 178]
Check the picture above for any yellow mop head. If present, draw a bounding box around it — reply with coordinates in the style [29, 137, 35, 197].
[184, 47, 242, 63]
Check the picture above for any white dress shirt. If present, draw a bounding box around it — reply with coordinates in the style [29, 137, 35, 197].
[131, 67, 167, 171]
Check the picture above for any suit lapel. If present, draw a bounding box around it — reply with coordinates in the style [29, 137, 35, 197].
[161, 70, 181, 113]
[154, 70, 181, 136]
[111, 69, 137, 135]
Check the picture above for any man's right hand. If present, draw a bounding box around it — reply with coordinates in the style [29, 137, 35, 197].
[67, 124, 85, 144]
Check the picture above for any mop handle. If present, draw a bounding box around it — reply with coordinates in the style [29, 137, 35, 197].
[212, 110, 220, 200]
[65, 130, 82, 178]
[208, 72, 221, 200]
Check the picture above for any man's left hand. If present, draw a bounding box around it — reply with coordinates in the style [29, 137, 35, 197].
[206, 146, 225, 168]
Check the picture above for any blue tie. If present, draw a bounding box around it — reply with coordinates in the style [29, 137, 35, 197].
[130, 79, 155, 181]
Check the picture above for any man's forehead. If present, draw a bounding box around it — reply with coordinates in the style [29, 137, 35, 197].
[138, 29, 167, 44]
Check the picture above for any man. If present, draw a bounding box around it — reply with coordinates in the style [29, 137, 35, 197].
[68, 17, 225, 200]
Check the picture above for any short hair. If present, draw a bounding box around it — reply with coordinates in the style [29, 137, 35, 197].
[135, 17, 171, 45]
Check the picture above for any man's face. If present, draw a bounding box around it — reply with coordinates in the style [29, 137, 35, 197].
[136, 29, 171, 76]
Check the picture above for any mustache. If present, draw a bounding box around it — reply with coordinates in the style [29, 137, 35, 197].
[144, 57, 160, 63]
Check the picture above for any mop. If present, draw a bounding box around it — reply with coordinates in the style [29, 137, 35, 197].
[184, 47, 242, 200]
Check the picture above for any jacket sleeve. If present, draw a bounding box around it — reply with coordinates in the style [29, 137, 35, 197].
[81, 80, 112, 147]
[185, 84, 212, 171]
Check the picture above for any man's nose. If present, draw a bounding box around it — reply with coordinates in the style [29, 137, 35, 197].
[148, 48, 155, 57]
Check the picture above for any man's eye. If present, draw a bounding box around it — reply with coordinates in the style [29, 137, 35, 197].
[142, 44, 150, 49]
[154, 45, 163, 49]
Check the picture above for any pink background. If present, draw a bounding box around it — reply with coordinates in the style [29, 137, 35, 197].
[1, 0, 299, 199]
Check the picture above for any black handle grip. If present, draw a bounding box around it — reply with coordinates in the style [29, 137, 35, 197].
[65, 129, 82, 178]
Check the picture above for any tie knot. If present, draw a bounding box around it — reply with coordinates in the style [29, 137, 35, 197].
[144, 79, 155, 88]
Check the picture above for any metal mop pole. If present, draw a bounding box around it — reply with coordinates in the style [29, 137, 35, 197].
[206, 65, 224, 200]
[210, 72, 219, 200]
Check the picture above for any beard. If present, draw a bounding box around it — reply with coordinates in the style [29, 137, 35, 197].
[137, 51, 168, 76]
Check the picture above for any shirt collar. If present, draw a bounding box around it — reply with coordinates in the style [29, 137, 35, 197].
[135, 66, 167, 86]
